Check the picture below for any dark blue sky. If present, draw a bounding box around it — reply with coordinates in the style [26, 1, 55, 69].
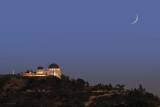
[0, 0, 160, 94]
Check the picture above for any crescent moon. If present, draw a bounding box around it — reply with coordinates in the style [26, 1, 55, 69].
[131, 14, 139, 24]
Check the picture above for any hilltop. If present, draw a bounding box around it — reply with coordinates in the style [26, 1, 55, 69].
[0, 74, 159, 107]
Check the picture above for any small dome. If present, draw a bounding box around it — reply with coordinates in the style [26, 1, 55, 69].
[37, 66, 44, 70]
[48, 63, 59, 68]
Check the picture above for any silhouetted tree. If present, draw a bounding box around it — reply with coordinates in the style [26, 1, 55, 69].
[76, 78, 86, 90]
[108, 84, 113, 90]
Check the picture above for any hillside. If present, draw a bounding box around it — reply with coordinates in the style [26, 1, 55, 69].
[0, 74, 159, 107]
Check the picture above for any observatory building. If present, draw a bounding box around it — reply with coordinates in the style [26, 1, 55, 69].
[22, 63, 62, 78]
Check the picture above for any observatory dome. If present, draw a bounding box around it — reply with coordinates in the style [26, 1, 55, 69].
[48, 63, 59, 69]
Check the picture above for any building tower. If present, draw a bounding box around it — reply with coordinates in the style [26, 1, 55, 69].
[48, 63, 61, 78]
[12, 69, 15, 75]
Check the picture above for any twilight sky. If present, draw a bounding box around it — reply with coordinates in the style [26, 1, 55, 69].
[0, 0, 160, 94]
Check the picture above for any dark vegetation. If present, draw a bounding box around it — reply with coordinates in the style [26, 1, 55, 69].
[0, 74, 159, 107]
